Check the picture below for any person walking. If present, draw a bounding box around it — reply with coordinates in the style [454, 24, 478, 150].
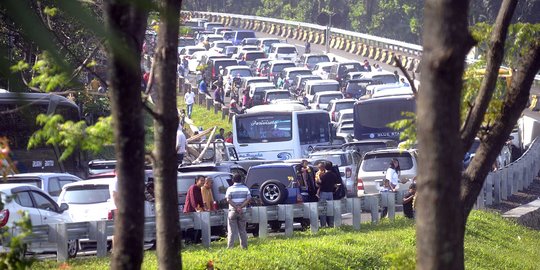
[176, 126, 187, 166]
[184, 87, 195, 119]
[318, 161, 340, 227]
[225, 174, 251, 249]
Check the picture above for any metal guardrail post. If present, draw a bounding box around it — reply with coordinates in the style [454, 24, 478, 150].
[54, 223, 68, 262]
[193, 211, 211, 248]
[485, 174, 493, 206]
[493, 171, 501, 204]
[89, 220, 108, 257]
[369, 195, 380, 224]
[305, 202, 319, 233]
[333, 199, 342, 227]
[501, 168, 508, 200]
[347, 197, 361, 230]
[278, 204, 294, 237]
[255, 206, 268, 238]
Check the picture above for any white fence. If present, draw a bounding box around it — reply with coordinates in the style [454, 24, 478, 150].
[24, 194, 404, 262]
[475, 137, 540, 209]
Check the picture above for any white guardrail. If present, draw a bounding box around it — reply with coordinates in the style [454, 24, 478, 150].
[475, 136, 540, 209]
[24, 194, 398, 262]
[183, 11, 424, 72]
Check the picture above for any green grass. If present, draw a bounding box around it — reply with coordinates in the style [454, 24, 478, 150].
[178, 98, 232, 134]
[32, 211, 540, 269]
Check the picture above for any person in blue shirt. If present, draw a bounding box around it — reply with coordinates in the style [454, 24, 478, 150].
[199, 78, 208, 95]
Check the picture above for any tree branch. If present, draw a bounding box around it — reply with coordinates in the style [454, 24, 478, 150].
[393, 55, 418, 98]
[143, 101, 160, 121]
[460, 42, 540, 216]
[460, 0, 518, 154]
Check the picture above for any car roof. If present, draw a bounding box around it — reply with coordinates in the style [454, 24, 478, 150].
[315, 62, 335, 67]
[315, 91, 343, 97]
[245, 103, 306, 113]
[225, 65, 251, 70]
[338, 108, 354, 114]
[176, 171, 231, 177]
[244, 50, 265, 54]
[305, 79, 339, 85]
[0, 183, 43, 191]
[269, 60, 295, 65]
[364, 147, 416, 155]
[250, 82, 275, 87]
[271, 43, 296, 48]
[213, 40, 232, 44]
[265, 89, 289, 93]
[250, 163, 297, 169]
[330, 99, 355, 104]
[205, 34, 223, 38]
[283, 67, 311, 72]
[309, 149, 351, 155]
[64, 178, 115, 188]
[8, 172, 77, 178]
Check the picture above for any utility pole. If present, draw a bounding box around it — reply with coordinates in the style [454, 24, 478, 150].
[324, 10, 335, 54]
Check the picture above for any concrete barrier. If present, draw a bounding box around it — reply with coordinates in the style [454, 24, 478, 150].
[502, 199, 540, 230]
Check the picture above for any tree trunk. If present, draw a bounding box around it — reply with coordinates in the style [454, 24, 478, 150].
[416, 0, 475, 269]
[104, 1, 148, 269]
[153, 0, 182, 269]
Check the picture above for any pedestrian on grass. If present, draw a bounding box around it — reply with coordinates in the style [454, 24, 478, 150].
[226, 174, 251, 249]
[318, 161, 340, 227]
[403, 183, 416, 219]
[184, 87, 195, 119]
[176, 126, 187, 166]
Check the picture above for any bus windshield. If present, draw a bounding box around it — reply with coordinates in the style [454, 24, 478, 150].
[354, 97, 415, 140]
[0, 93, 82, 175]
[236, 114, 292, 143]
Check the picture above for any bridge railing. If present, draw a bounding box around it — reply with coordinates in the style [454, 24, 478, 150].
[475, 136, 540, 209]
[182, 11, 423, 72]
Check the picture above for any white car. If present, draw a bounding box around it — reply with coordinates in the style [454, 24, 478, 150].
[3, 173, 81, 201]
[312, 62, 335, 80]
[267, 43, 298, 62]
[231, 45, 259, 60]
[57, 178, 156, 250]
[309, 91, 344, 110]
[0, 184, 78, 258]
[209, 40, 233, 54]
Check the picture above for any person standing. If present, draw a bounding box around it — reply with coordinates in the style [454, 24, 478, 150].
[184, 87, 195, 119]
[215, 128, 225, 140]
[184, 175, 205, 213]
[184, 176, 205, 243]
[386, 158, 401, 191]
[201, 177, 215, 211]
[109, 177, 119, 250]
[176, 127, 187, 166]
[225, 174, 251, 249]
[318, 161, 339, 227]
[199, 77, 208, 95]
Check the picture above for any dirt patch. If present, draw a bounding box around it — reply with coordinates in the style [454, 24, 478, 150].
[487, 176, 540, 214]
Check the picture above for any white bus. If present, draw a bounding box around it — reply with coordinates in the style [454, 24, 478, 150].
[232, 104, 331, 160]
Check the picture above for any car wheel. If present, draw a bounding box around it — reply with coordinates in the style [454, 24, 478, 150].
[67, 239, 78, 258]
[259, 180, 287, 205]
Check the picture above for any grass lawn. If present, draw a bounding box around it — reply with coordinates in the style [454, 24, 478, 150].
[177, 98, 232, 134]
[33, 211, 540, 269]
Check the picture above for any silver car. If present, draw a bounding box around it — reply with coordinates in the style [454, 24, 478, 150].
[357, 148, 418, 196]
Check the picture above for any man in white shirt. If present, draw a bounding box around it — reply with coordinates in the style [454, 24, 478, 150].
[176, 127, 187, 166]
[184, 87, 195, 119]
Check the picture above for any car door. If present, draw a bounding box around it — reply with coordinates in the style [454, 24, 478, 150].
[30, 190, 70, 249]
[12, 191, 43, 250]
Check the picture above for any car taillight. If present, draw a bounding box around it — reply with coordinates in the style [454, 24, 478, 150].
[107, 210, 114, 220]
[331, 111, 336, 121]
[357, 178, 364, 191]
[0, 209, 9, 227]
[346, 167, 352, 178]
[212, 69, 215, 78]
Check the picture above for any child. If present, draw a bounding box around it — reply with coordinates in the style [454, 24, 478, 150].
[403, 183, 416, 219]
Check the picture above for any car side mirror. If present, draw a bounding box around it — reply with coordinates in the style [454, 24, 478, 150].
[59, 203, 69, 213]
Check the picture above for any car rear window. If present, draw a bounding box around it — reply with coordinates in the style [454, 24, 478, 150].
[308, 154, 348, 166]
[272, 63, 295, 73]
[245, 52, 266, 61]
[277, 47, 297, 54]
[319, 95, 342, 104]
[362, 152, 413, 171]
[63, 185, 110, 204]
[236, 31, 255, 40]
[335, 102, 355, 111]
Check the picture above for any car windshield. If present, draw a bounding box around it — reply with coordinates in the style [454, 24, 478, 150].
[245, 52, 266, 61]
[63, 185, 110, 204]
[362, 152, 413, 171]
[308, 153, 347, 166]
[272, 63, 295, 73]
[319, 95, 342, 104]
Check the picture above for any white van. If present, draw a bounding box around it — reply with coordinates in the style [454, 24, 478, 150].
[268, 43, 298, 62]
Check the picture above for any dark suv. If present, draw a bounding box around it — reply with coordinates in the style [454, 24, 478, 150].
[245, 162, 346, 233]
